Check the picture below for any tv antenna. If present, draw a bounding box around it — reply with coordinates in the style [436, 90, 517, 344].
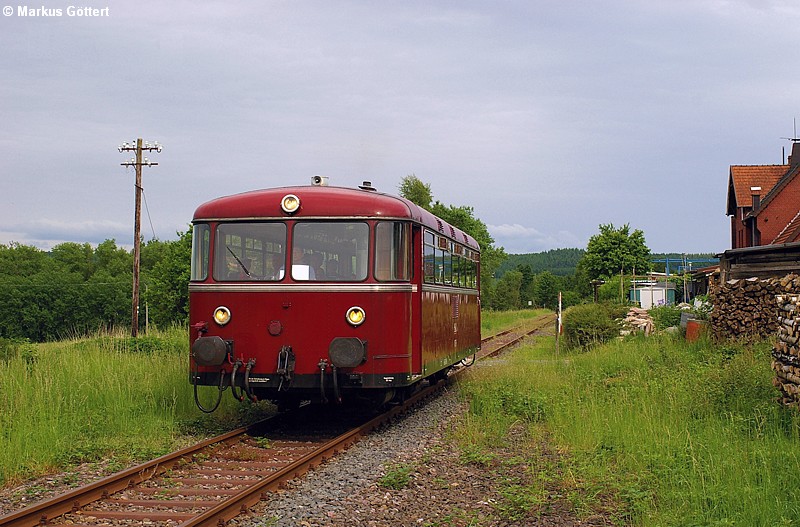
[780, 118, 800, 143]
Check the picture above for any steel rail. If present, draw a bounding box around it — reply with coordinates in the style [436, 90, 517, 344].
[479, 313, 555, 358]
[0, 424, 256, 527]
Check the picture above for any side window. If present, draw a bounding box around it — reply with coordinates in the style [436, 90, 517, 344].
[190, 223, 210, 281]
[375, 222, 411, 281]
[424, 231, 435, 284]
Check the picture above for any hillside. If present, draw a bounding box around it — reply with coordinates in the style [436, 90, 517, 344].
[496, 248, 584, 276]
[496, 249, 718, 278]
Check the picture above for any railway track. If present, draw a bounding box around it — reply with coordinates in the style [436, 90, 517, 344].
[478, 313, 556, 359]
[0, 313, 555, 527]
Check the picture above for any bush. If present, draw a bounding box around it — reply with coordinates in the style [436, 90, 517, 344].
[562, 303, 620, 350]
[0, 337, 36, 365]
[649, 305, 682, 330]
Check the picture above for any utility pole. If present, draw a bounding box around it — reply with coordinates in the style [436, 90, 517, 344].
[118, 138, 162, 337]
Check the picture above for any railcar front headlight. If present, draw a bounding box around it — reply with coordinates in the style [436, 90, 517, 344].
[213, 306, 232, 326]
[346, 306, 366, 326]
[280, 194, 300, 214]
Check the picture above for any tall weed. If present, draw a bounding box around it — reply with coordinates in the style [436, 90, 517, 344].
[457, 332, 800, 525]
[0, 327, 246, 486]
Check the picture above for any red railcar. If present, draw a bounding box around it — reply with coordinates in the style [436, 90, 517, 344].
[188, 181, 480, 411]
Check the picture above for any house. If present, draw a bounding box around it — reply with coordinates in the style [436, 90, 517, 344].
[727, 142, 800, 249]
[629, 279, 676, 309]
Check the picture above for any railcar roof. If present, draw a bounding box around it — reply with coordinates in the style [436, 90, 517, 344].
[193, 185, 480, 251]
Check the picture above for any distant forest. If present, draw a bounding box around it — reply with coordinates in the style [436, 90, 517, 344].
[497, 248, 585, 276]
[496, 248, 717, 278]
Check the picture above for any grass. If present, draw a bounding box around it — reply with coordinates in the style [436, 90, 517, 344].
[378, 462, 415, 490]
[455, 332, 800, 525]
[0, 326, 263, 487]
[481, 308, 550, 337]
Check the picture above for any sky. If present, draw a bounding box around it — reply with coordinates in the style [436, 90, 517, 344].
[2, 0, 798, 256]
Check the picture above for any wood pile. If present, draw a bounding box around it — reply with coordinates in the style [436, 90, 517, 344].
[620, 307, 653, 336]
[708, 275, 791, 340]
[772, 290, 800, 408]
[710, 272, 800, 408]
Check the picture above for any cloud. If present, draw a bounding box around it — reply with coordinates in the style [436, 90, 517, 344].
[488, 223, 583, 254]
[0, 219, 131, 250]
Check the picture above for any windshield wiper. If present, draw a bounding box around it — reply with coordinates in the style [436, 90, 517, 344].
[226, 246, 251, 277]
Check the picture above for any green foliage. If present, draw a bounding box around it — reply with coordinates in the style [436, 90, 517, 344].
[562, 303, 621, 350]
[0, 233, 190, 342]
[498, 248, 585, 276]
[495, 481, 545, 521]
[397, 175, 508, 308]
[648, 305, 682, 330]
[143, 229, 192, 328]
[469, 381, 547, 423]
[481, 309, 550, 337]
[690, 341, 776, 420]
[532, 270, 559, 309]
[597, 274, 631, 303]
[51, 242, 95, 280]
[516, 264, 534, 305]
[458, 331, 800, 525]
[428, 201, 507, 298]
[0, 337, 36, 364]
[493, 270, 522, 310]
[397, 173, 433, 208]
[378, 463, 415, 489]
[581, 223, 651, 280]
[495, 249, 595, 311]
[0, 328, 256, 485]
[690, 294, 712, 320]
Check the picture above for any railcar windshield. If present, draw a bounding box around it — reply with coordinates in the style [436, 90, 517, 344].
[292, 222, 369, 281]
[213, 222, 287, 281]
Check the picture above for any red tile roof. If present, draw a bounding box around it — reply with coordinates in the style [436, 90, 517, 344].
[727, 165, 787, 215]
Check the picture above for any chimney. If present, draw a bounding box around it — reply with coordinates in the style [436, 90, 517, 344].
[750, 186, 761, 210]
[790, 142, 800, 169]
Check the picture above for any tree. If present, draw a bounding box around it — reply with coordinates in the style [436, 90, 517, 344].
[532, 271, 559, 309]
[580, 223, 651, 280]
[397, 175, 508, 306]
[398, 174, 433, 208]
[51, 242, 94, 280]
[516, 264, 534, 306]
[0, 242, 54, 278]
[492, 270, 522, 310]
[143, 228, 192, 328]
[94, 239, 132, 277]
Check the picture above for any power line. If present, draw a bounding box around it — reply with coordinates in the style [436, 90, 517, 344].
[141, 187, 157, 239]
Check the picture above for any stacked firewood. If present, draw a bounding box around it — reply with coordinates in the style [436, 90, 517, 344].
[772, 291, 800, 407]
[620, 307, 654, 336]
[709, 276, 785, 340]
